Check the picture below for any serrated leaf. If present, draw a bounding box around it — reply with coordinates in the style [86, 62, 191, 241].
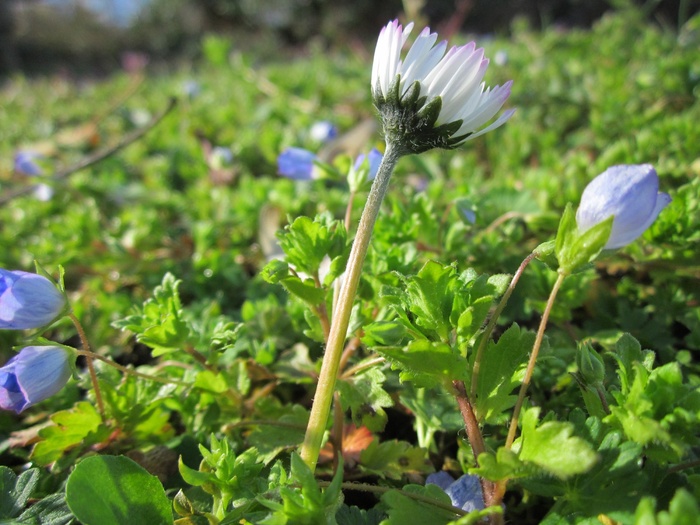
[277, 214, 347, 277]
[359, 440, 432, 480]
[472, 324, 532, 424]
[113, 273, 190, 356]
[379, 484, 458, 525]
[247, 405, 309, 464]
[405, 261, 457, 340]
[30, 402, 105, 466]
[517, 407, 598, 478]
[279, 275, 326, 306]
[336, 368, 392, 432]
[65, 455, 172, 525]
[374, 340, 470, 389]
[336, 505, 384, 525]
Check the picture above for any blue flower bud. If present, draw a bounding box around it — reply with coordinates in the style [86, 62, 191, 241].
[309, 121, 338, 143]
[353, 148, 384, 181]
[0, 269, 67, 329]
[277, 147, 317, 180]
[0, 346, 74, 413]
[14, 151, 44, 176]
[576, 164, 671, 249]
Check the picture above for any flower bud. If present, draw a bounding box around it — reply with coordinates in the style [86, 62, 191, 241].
[575, 164, 671, 249]
[277, 147, 318, 180]
[0, 346, 74, 412]
[0, 269, 67, 329]
[576, 343, 605, 386]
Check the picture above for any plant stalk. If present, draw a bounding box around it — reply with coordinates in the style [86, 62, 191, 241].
[470, 250, 537, 401]
[69, 313, 105, 419]
[300, 142, 400, 471]
[505, 271, 567, 449]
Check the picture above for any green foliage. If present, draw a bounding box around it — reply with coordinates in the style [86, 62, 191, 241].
[30, 402, 109, 466]
[1, 8, 698, 524]
[113, 273, 190, 356]
[65, 455, 172, 525]
[257, 453, 344, 524]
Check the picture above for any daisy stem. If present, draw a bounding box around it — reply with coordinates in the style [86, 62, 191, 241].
[68, 313, 105, 419]
[300, 142, 400, 471]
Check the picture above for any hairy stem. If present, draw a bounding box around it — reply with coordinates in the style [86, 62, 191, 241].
[505, 271, 567, 449]
[470, 251, 537, 401]
[300, 143, 400, 471]
[69, 314, 105, 419]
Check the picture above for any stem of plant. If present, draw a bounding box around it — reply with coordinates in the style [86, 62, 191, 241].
[505, 270, 567, 449]
[300, 142, 400, 471]
[75, 350, 192, 387]
[470, 250, 538, 401]
[69, 313, 105, 419]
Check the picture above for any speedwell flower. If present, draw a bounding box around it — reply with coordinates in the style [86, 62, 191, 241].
[576, 164, 671, 249]
[0, 269, 67, 330]
[277, 147, 317, 180]
[0, 345, 74, 413]
[371, 20, 514, 154]
[426, 471, 485, 512]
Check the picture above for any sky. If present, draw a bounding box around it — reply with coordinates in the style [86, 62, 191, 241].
[43, 0, 152, 26]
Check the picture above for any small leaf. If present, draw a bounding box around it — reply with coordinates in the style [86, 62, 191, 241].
[0, 467, 40, 519]
[30, 402, 105, 466]
[517, 407, 598, 478]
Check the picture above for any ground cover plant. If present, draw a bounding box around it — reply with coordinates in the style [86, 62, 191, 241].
[1, 5, 700, 524]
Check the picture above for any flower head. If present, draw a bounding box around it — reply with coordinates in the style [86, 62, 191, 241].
[371, 20, 514, 153]
[353, 148, 383, 181]
[426, 472, 485, 512]
[309, 121, 338, 143]
[0, 346, 74, 413]
[14, 151, 44, 176]
[0, 269, 67, 330]
[277, 147, 318, 181]
[576, 164, 671, 249]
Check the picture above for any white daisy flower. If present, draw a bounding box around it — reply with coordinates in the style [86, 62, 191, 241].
[371, 20, 514, 152]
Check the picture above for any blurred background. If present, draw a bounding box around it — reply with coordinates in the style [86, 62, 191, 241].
[1, 0, 698, 74]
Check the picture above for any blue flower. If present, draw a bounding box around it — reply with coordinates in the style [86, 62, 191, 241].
[0, 270, 67, 330]
[426, 471, 485, 512]
[353, 148, 383, 181]
[309, 121, 338, 143]
[14, 151, 44, 176]
[576, 164, 671, 249]
[277, 147, 318, 180]
[0, 346, 74, 413]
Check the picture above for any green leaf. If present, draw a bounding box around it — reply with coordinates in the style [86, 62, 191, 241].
[471, 324, 532, 424]
[405, 261, 457, 341]
[247, 404, 309, 464]
[374, 340, 470, 389]
[277, 214, 347, 277]
[257, 453, 344, 524]
[336, 505, 384, 525]
[65, 455, 173, 525]
[337, 368, 393, 432]
[279, 275, 326, 306]
[0, 467, 40, 519]
[555, 203, 613, 274]
[634, 488, 700, 525]
[15, 493, 73, 525]
[379, 484, 458, 525]
[517, 407, 598, 478]
[113, 273, 191, 356]
[359, 440, 432, 480]
[30, 402, 105, 466]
